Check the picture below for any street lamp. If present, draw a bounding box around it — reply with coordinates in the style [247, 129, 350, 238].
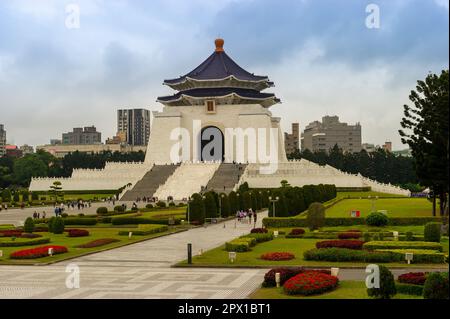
[187, 196, 191, 225]
[219, 194, 225, 219]
[369, 195, 379, 212]
[268, 196, 279, 217]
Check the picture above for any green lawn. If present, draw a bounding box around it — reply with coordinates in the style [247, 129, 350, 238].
[336, 191, 407, 199]
[249, 280, 422, 299]
[177, 236, 449, 268]
[0, 225, 184, 265]
[323, 198, 432, 218]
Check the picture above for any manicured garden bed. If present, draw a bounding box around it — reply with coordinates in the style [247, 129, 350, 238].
[249, 281, 423, 299]
[0, 225, 185, 265]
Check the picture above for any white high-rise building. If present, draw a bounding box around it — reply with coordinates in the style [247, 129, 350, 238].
[0, 124, 6, 157]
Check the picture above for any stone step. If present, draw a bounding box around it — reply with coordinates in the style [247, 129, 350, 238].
[204, 163, 247, 194]
[121, 164, 179, 201]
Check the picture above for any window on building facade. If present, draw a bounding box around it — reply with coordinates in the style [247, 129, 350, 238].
[205, 100, 216, 113]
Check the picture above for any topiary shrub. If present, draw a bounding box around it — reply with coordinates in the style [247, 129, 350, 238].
[47, 217, 56, 233]
[51, 218, 65, 234]
[424, 222, 442, 243]
[367, 265, 396, 299]
[168, 201, 176, 207]
[188, 193, 205, 225]
[423, 272, 449, 299]
[96, 207, 108, 215]
[114, 205, 125, 212]
[405, 231, 414, 241]
[306, 202, 325, 231]
[23, 217, 35, 233]
[156, 201, 166, 208]
[145, 204, 154, 209]
[366, 212, 388, 227]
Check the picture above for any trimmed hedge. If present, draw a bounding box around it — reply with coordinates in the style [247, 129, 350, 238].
[396, 283, 424, 296]
[0, 237, 50, 247]
[262, 217, 447, 228]
[241, 232, 274, 243]
[376, 249, 445, 263]
[118, 225, 168, 236]
[225, 238, 256, 252]
[304, 248, 395, 263]
[316, 240, 365, 250]
[363, 241, 443, 252]
[63, 218, 97, 226]
[111, 217, 180, 226]
[424, 222, 442, 243]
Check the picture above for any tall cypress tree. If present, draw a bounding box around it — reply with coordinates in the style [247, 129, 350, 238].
[399, 70, 449, 216]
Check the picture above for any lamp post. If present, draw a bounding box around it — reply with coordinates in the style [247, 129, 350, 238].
[268, 196, 279, 217]
[369, 195, 378, 212]
[235, 193, 240, 228]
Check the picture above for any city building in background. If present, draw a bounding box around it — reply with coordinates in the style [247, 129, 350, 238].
[301, 115, 362, 153]
[5, 145, 22, 158]
[382, 141, 392, 152]
[284, 122, 300, 155]
[62, 126, 102, 145]
[0, 124, 6, 157]
[36, 143, 147, 158]
[362, 143, 376, 153]
[117, 109, 151, 146]
[19, 144, 34, 155]
[50, 139, 62, 145]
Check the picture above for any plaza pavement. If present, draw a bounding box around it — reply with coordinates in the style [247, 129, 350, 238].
[0, 210, 268, 299]
[0, 208, 447, 299]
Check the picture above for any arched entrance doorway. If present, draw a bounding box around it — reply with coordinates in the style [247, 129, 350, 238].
[200, 126, 224, 161]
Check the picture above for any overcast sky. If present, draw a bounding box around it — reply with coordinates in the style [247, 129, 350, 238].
[0, 0, 448, 150]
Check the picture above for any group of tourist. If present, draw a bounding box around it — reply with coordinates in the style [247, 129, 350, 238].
[0, 204, 8, 211]
[236, 208, 257, 226]
[62, 200, 91, 210]
[32, 211, 46, 219]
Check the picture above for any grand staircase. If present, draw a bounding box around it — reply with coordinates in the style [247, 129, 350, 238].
[120, 164, 179, 201]
[204, 163, 247, 194]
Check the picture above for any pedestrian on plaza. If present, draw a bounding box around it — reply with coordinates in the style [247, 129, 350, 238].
[42, 211, 46, 219]
[253, 212, 257, 227]
[33, 212, 37, 219]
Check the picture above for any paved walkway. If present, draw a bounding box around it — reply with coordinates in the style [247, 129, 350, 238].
[1, 210, 447, 299]
[0, 212, 268, 299]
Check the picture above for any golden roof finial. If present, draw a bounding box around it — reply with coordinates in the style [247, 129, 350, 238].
[215, 38, 224, 52]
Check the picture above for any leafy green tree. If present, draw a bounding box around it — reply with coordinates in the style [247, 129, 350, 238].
[24, 217, 35, 233]
[188, 193, 205, 224]
[228, 191, 239, 215]
[306, 202, 325, 230]
[399, 70, 449, 216]
[219, 193, 230, 217]
[13, 154, 48, 186]
[367, 265, 397, 299]
[204, 192, 218, 218]
[1, 189, 11, 202]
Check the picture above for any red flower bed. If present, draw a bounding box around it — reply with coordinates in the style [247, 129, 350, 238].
[261, 252, 295, 261]
[0, 230, 23, 237]
[283, 271, 339, 295]
[263, 267, 331, 287]
[289, 228, 305, 235]
[67, 229, 90, 237]
[316, 240, 364, 250]
[398, 272, 427, 286]
[75, 238, 120, 248]
[251, 228, 268, 234]
[10, 245, 68, 259]
[338, 232, 361, 239]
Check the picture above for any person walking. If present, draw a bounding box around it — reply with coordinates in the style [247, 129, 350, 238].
[253, 212, 257, 228]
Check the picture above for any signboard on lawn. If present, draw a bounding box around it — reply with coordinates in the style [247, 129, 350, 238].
[350, 210, 361, 217]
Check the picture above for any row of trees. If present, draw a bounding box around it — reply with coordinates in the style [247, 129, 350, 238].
[0, 150, 145, 188]
[187, 182, 337, 224]
[288, 146, 418, 190]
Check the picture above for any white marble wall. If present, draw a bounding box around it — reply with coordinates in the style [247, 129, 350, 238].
[29, 162, 149, 191]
